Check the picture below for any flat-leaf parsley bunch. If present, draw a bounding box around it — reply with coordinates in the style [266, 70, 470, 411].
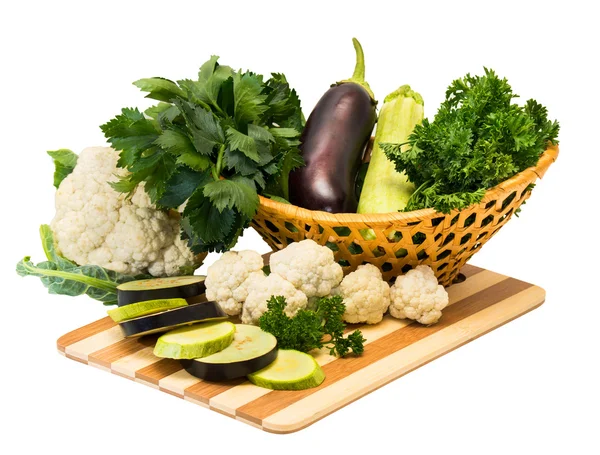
[101, 57, 305, 253]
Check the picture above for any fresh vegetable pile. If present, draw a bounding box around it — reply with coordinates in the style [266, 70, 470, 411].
[103, 265, 330, 389]
[16, 38, 560, 392]
[92, 237, 449, 389]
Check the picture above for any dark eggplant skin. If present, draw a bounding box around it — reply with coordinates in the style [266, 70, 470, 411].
[180, 346, 278, 382]
[119, 301, 227, 338]
[117, 277, 206, 307]
[289, 38, 377, 213]
[289, 83, 376, 213]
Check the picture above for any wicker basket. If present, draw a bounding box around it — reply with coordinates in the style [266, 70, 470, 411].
[251, 144, 559, 286]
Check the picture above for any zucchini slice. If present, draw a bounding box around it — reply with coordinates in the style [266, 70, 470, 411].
[248, 349, 325, 390]
[117, 276, 206, 307]
[119, 301, 227, 338]
[107, 298, 188, 323]
[181, 325, 278, 381]
[154, 321, 236, 359]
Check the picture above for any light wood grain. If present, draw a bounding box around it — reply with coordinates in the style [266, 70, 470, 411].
[56, 266, 544, 433]
[111, 347, 159, 379]
[261, 286, 545, 433]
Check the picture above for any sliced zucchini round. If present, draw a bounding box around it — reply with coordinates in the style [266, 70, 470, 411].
[107, 298, 188, 323]
[181, 325, 278, 381]
[119, 301, 226, 338]
[154, 321, 236, 359]
[117, 276, 206, 307]
[247, 349, 325, 390]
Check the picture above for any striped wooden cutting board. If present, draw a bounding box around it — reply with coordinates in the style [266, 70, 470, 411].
[56, 264, 545, 433]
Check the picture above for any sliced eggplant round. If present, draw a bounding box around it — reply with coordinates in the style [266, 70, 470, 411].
[119, 301, 226, 338]
[181, 325, 278, 381]
[154, 321, 236, 359]
[247, 349, 325, 390]
[107, 298, 188, 323]
[117, 276, 206, 307]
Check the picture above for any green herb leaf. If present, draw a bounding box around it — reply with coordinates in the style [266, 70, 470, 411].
[155, 129, 195, 156]
[270, 127, 301, 138]
[224, 147, 260, 176]
[226, 127, 259, 161]
[179, 56, 233, 111]
[159, 167, 212, 208]
[176, 99, 225, 155]
[268, 148, 304, 199]
[248, 124, 275, 143]
[203, 177, 259, 218]
[47, 149, 78, 188]
[258, 295, 365, 357]
[177, 152, 211, 171]
[316, 295, 366, 357]
[108, 175, 139, 194]
[133, 77, 186, 102]
[100, 108, 160, 168]
[145, 102, 173, 120]
[183, 189, 234, 243]
[263, 73, 305, 130]
[233, 72, 267, 125]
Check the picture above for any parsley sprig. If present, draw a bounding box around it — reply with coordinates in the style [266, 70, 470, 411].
[382, 68, 559, 214]
[101, 57, 304, 253]
[258, 295, 366, 357]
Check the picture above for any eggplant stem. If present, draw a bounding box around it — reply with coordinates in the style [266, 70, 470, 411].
[338, 38, 375, 102]
[351, 38, 366, 83]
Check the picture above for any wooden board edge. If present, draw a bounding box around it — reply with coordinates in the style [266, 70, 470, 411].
[56, 316, 116, 351]
[53, 275, 547, 435]
[57, 349, 89, 365]
[261, 286, 546, 434]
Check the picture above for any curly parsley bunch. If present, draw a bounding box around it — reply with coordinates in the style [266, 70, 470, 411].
[259, 295, 365, 357]
[383, 68, 559, 214]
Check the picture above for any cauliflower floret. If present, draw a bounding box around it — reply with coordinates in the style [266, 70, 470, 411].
[205, 250, 265, 316]
[241, 273, 308, 325]
[233, 270, 267, 303]
[335, 264, 390, 324]
[389, 265, 449, 325]
[270, 239, 343, 298]
[51, 147, 199, 276]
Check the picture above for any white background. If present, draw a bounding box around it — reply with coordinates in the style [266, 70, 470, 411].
[1, 1, 598, 453]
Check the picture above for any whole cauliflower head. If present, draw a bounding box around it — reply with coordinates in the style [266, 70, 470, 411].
[334, 264, 390, 324]
[51, 147, 199, 277]
[241, 273, 308, 325]
[205, 250, 265, 316]
[389, 265, 449, 325]
[270, 239, 343, 298]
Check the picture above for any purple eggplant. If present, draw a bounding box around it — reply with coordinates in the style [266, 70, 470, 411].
[289, 38, 377, 213]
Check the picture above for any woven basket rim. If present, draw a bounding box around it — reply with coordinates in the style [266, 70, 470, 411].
[258, 144, 559, 224]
